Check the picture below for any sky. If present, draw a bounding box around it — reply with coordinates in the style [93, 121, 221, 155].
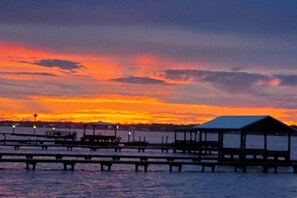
[0, 0, 297, 124]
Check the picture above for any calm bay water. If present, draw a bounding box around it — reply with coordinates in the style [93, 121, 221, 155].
[0, 126, 297, 197]
[1, 170, 297, 197]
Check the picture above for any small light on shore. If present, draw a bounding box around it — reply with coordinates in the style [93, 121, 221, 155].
[33, 125, 37, 135]
[12, 124, 16, 134]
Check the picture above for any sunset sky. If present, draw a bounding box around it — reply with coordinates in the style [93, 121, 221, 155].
[1, 0, 297, 124]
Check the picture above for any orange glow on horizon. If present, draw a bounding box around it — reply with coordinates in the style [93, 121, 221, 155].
[1, 95, 296, 125]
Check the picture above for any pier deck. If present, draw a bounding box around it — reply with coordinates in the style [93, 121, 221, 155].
[0, 152, 296, 173]
[0, 140, 173, 152]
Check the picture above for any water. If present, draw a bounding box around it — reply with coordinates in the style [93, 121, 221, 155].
[0, 127, 297, 197]
[1, 170, 297, 197]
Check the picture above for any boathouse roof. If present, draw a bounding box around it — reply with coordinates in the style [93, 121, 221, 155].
[194, 115, 296, 133]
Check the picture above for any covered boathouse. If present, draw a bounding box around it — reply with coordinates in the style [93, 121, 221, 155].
[81, 122, 120, 145]
[174, 116, 296, 163]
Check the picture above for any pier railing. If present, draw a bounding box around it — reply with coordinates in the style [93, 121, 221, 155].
[45, 131, 77, 140]
[221, 148, 290, 162]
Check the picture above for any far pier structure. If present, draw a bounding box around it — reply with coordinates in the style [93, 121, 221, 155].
[174, 115, 296, 171]
[81, 121, 120, 145]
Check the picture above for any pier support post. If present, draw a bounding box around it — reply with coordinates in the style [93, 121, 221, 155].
[41, 146, 48, 150]
[26, 154, 34, 159]
[115, 147, 121, 152]
[135, 162, 148, 172]
[169, 163, 182, 172]
[274, 166, 278, 173]
[26, 161, 36, 170]
[263, 166, 268, 173]
[64, 162, 75, 171]
[234, 165, 238, 172]
[90, 147, 97, 151]
[101, 163, 112, 171]
[55, 155, 63, 160]
[140, 157, 148, 162]
[14, 145, 20, 150]
[135, 165, 145, 172]
[67, 146, 73, 151]
[262, 165, 278, 173]
[112, 156, 120, 161]
[211, 165, 215, 172]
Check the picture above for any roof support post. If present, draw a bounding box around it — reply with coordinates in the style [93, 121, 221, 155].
[240, 130, 246, 163]
[174, 130, 177, 142]
[264, 130, 267, 161]
[240, 130, 243, 150]
[203, 131, 207, 154]
[114, 125, 118, 138]
[218, 131, 223, 162]
[195, 131, 197, 142]
[93, 125, 96, 136]
[199, 131, 202, 159]
[264, 131, 267, 150]
[243, 131, 246, 149]
[83, 124, 87, 135]
[288, 131, 291, 161]
[184, 131, 186, 142]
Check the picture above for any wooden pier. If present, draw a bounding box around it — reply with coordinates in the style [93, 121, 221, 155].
[0, 131, 77, 140]
[0, 139, 173, 152]
[0, 115, 296, 173]
[0, 152, 296, 173]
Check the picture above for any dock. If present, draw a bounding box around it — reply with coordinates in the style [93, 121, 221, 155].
[0, 139, 173, 152]
[0, 152, 296, 173]
[0, 115, 296, 173]
[0, 131, 77, 140]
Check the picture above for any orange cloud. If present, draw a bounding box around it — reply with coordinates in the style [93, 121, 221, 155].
[256, 77, 281, 86]
[136, 54, 159, 68]
[0, 42, 121, 79]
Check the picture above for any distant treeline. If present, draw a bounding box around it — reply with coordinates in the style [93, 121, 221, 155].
[0, 121, 196, 132]
[1, 121, 296, 132]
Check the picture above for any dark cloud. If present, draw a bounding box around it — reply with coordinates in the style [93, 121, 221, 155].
[1, 24, 296, 69]
[160, 70, 297, 109]
[162, 69, 271, 93]
[32, 59, 85, 71]
[274, 74, 297, 86]
[230, 66, 247, 72]
[111, 76, 169, 85]
[0, 1, 296, 70]
[0, 1, 296, 36]
[0, 72, 58, 77]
